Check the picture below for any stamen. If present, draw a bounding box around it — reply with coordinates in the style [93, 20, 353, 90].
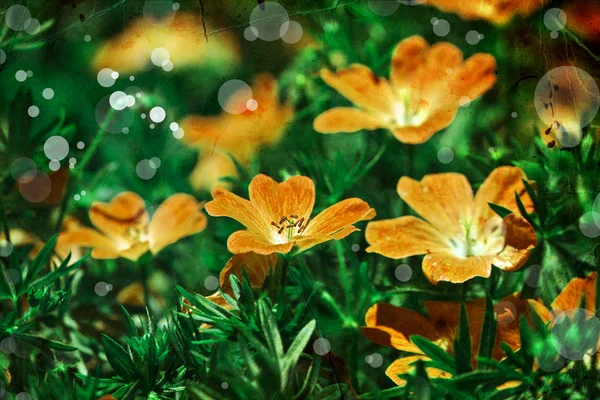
[279, 216, 287, 224]
[290, 214, 299, 219]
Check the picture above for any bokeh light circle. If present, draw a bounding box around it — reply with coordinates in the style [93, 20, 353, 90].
[5, 5, 31, 31]
[44, 136, 69, 160]
[534, 67, 600, 147]
[551, 308, 600, 360]
[218, 80, 253, 114]
[249, 2, 289, 41]
[19, 171, 51, 202]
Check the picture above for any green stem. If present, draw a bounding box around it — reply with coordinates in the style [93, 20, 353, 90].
[320, 291, 356, 328]
[140, 262, 150, 308]
[0, 195, 10, 242]
[335, 241, 352, 313]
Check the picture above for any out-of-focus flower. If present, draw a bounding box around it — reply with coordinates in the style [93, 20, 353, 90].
[204, 174, 375, 255]
[565, 1, 600, 42]
[314, 36, 496, 144]
[362, 294, 549, 385]
[424, 0, 548, 25]
[0, 229, 45, 259]
[92, 12, 239, 73]
[366, 167, 536, 284]
[117, 281, 166, 308]
[180, 74, 294, 191]
[58, 192, 206, 261]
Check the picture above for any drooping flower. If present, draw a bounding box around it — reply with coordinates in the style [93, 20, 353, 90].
[205, 252, 278, 308]
[366, 167, 537, 284]
[424, 0, 548, 25]
[314, 36, 496, 144]
[362, 294, 550, 385]
[58, 192, 206, 261]
[92, 12, 239, 73]
[180, 74, 294, 191]
[204, 174, 375, 255]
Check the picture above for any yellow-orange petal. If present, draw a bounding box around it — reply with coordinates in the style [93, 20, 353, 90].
[397, 174, 473, 238]
[219, 252, 278, 296]
[302, 198, 375, 239]
[409, 41, 464, 98]
[363, 303, 439, 350]
[365, 216, 451, 259]
[248, 174, 315, 227]
[390, 36, 429, 90]
[89, 192, 149, 240]
[117, 242, 150, 262]
[391, 107, 457, 144]
[313, 107, 385, 134]
[451, 54, 497, 100]
[294, 226, 361, 253]
[204, 187, 272, 239]
[423, 253, 492, 284]
[189, 153, 239, 192]
[423, 0, 548, 25]
[320, 65, 395, 116]
[57, 227, 120, 258]
[386, 355, 452, 386]
[147, 193, 207, 254]
[473, 166, 533, 225]
[227, 230, 294, 255]
[92, 13, 240, 74]
[551, 272, 597, 312]
[491, 214, 537, 271]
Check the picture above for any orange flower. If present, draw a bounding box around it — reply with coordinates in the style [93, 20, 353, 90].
[565, 1, 600, 41]
[58, 192, 206, 261]
[205, 252, 278, 308]
[362, 294, 550, 385]
[551, 272, 597, 313]
[180, 74, 294, 191]
[424, 0, 547, 25]
[92, 12, 239, 73]
[366, 166, 537, 284]
[204, 174, 375, 255]
[313, 36, 496, 144]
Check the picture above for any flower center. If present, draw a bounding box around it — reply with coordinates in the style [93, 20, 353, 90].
[270, 214, 308, 242]
[121, 225, 150, 249]
[389, 89, 429, 127]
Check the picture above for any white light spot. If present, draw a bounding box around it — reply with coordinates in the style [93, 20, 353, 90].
[28, 106, 39, 118]
[313, 338, 331, 355]
[149, 106, 166, 123]
[42, 88, 54, 100]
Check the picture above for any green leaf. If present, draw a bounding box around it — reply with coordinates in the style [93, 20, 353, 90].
[284, 319, 316, 376]
[28, 253, 87, 292]
[101, 334, 144, 386]
[15, 333, 78, 352]
[120, 305, 137, 337]
[454, 302, 472, 374]
[27, 234, 58, 282]
[478, 293, 497, 362]
[515, 192, 535, 228]
[293, 355, 320, 400]
[488, 203, 513, 219]
[518, 316, 534, 372]
[258, 300, 284, 359]
[176, 285, 233, 321]
[411, 335, 455, 373]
